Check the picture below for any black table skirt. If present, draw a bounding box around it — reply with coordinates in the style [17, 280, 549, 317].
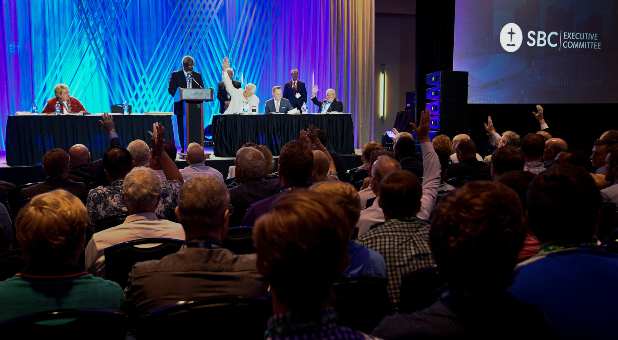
[212, 114, 355, 157]
[6, 115, 174, 166]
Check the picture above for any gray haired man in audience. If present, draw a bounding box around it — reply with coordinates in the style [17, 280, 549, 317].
[180, 142, 223, 182]
[126, 176, 266, 315]
[85, 167, 185, 275]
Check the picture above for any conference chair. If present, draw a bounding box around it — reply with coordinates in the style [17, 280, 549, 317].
[0, 309, 127, 340]
[136, 297, 272, 339]
[104, 238, 185, 287]
[333, 277, 391, 333]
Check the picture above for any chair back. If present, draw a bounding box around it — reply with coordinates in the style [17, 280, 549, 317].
[137, 297, 271, 339]
[104, 238, 185, 287]
[223, 226, 255, 254]
[333, 277, 391, 333]
[398, 266, 445, 313]
[0, 309, 127, 340]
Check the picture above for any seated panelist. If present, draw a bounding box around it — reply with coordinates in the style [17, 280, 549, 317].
[311, 85, 344, 113]
[264, 86, 292, 114]
[42, 83, 86, 114]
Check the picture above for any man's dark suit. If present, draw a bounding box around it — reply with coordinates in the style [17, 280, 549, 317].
[217, 80, 241, 113]
[283, 80, 307, 110]
[311, 97, 344, 113]
[264, 98, 292, 114]
[168, 70, 204, 151]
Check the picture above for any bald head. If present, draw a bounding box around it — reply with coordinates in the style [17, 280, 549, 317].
[312, 150, 330, 183]
[127, 139, 151, 167]
[544, 138, 568, 162]
[68, 144, 90, 167]
[187, 143, 205, 165]
[235, 147, 266, 181]
[371, 155, 401, 195]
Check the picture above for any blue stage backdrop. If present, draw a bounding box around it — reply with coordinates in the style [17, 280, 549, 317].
[0, 0, 375, 152]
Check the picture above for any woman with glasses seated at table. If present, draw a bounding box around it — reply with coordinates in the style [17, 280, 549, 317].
[42, 83, 87, 114]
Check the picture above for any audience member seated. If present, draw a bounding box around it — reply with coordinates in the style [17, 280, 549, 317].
[358, 148, 392, 209]
[229, 147, 280, 227]
[85, 167, 185, 274]
[431, 134, 455, 201]
[68, 144, 99, 189]
[0, 190, 123, 322]
[601, 148, 618, 207]
[446, 139, 490, 187]
[127, 139, 151, 168]
[126, 176, 266, 315]
[510, 165, 618, 338]
[490, 145, 524, 179]
[20, 148, 88, 203]
[357, 111, 440, 236]
[242, 139, 313, 227]
[88, 127, 182, 224]
[347, 141, 383, 190]
[374, 182, 550, 338]
[359, 171, 436, 306]
[254, 191, 377, 339]
[393, 132, 423, 178]
[483, 116, 521, 150]
[311, 181, 386, 279]
[180, 142, 224, 182]
[591, 130, 618, 174]
[521, 133, 546, 175]
[543, 138, 568, 168]
[449, 134, 483, 163]
[496, 170, 540, 262]
[311, 150, 332, 183]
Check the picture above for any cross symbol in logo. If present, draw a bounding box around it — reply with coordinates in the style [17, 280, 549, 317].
[508, 27, 516, 42]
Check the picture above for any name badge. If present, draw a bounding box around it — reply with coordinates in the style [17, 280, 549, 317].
[295, 93, 301, 99]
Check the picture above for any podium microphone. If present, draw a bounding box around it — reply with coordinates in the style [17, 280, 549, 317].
[191, 77, 203, 89]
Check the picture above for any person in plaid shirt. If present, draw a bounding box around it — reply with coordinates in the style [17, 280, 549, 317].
[358, 111, 440, 306]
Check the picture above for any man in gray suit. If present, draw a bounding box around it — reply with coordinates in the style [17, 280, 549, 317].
[264, 86, 292, 114]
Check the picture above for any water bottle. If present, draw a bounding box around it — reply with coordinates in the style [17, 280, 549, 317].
[122, 100, 129, 115]
[55, 101, 61, 115]
[31, 103, 38, 114]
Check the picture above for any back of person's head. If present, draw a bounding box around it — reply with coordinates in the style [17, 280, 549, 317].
[103, 147, 133, 181]
[497, 170, 535, 209]
[452, 133, 471, 150]
[42, 148, 70, 179]
[528, 165, 601, 244]
[235, 147, 266, 181]
[455, 139, 477, 162]
[68, 144, 90, 168]
[310, 181, 361, 238]
[431, 181, 525, 295]
[127, 139, 151, 167]
[394, 133, 416, 160]
[16, 190, 89, 273]
[186, 142, 205, 165]
[255, 145, 274, 175]
[606, 145, 618, 184]
[123, 167, 161, 214]
[379, 170, 422, 219]
[499, 131, 521, 148]
[311, 150, 330, 182]
[177, 176, 230, 240]
[433, 134, 453, 176]
[371, 155, 401, 195]
[521, 133, 545, 161]
[544, 138, 568, 162]
[253, 190, 348, 317]
[536, 130, 552, 141]
[278, 140, 313, 188]
[491, 146, 524, 178]
[362, 142, 383, 164]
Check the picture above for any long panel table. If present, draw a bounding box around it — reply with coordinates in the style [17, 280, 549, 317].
[6, 114, 174, 166]
[212, 113, 355, 157]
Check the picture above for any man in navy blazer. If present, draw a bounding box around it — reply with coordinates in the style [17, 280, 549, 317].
[265, 86, 292, 114]
[311, 86, 344, 113]
[282, 68, 307, 110]
[168, 56, 204, 151]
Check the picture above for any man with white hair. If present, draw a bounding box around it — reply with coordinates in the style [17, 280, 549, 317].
[221, 57, 260, 114]
[127, 139, 151, 167]
[85, 167, 185, 274]
[180, 142, 223, 182]
[449, 134, 483, 164]
[311, 85, 344, 113]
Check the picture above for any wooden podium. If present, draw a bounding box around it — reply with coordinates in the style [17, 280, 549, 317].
[174, 88, 213, 150]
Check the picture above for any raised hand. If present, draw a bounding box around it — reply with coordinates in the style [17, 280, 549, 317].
[532, 104, 544, 122]
[311, 85, 319, 98]
[415, 110, 430, 142]
[484, 115, 496, 134]
[222, 57, 230, 72]
[98, 113, 115, 133]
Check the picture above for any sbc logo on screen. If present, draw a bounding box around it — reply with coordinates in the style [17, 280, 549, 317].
[500, 23, 558, 52]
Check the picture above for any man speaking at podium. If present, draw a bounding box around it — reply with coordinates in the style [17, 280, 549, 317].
[168, 55, 204, 151]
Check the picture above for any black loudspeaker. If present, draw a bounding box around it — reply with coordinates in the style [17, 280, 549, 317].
[425, 71, 468, 137]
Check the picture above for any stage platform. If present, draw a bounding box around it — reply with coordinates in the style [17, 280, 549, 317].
[0, 148, 362, 186]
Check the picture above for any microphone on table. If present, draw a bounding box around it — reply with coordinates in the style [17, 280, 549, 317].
[191, 76, 203, 89]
